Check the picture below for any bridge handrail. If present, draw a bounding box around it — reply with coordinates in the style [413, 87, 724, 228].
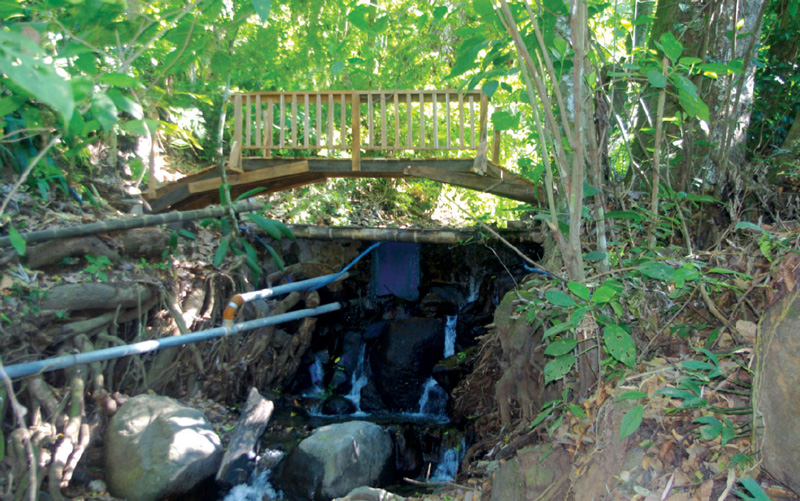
[229, 90, 491, 172]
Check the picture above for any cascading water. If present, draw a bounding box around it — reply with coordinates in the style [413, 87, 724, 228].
[467, 275, 480, 304]
[416, 377, 448, 420]
[344, 343, 368, 414]
[444, 315, 457, 358]
[429, 438, 466, 482]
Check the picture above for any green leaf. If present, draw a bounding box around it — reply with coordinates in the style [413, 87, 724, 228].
[737, 477, 771, 501]
[491, 111, 519, 130]
[544, 354, 575, 384]
[543, 321, 575, 340]
[545, 289, 575, 307]
[473, 0, 494, 16]
[567, 403, 586, 419]
[332, 60, 345, 76]
[655, 388, 696, 400]
[620, 404, 643, 439]
[603, 324, 636, 369]
[271, 219, 296, 241]
[8, 225, 25, 256]
[605, 210, 645, 222]
[583, 181, 601, 198]
[545, 338, 578, 356]
[263, 243, 285, 271]
[99, 72, 139, 88]
[659, 32, 683, 61]
[0, 96, 24, 116]
[246, 213, 281, 240]
[91, 92, 118, 131]
[107, 88, 143, 119]
[591, 285, 617, 304]
[214, 236, 230, 267]
[0, 31, 74, 126]
[251, 0, 271, 22]
[615, 391, 648, 402]
[234, 187, 267, 201]
[735, 221, 764, 233]
[638, 261, 675, 281]
[482, 80, 499, 99]
[584, 251, 607, 262]
[646, 70, 667, 88]
[567, 281, 590, 301]
[529, 404, 555, 429]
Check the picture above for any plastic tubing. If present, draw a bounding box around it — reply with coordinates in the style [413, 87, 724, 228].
[2, 301, 345, 380]
[222, 272, 349, 328]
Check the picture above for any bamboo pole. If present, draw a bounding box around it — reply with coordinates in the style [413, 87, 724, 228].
[265, 224, 543, 244]
[0, 200, 265, 248]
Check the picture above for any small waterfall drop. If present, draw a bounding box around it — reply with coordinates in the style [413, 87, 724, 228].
[467, 275, 480, 304]
[344, 343, 368, 414]
[444, 315, 457, 358]
[416, 377, 448, 419]
[430, 438, 466, 482]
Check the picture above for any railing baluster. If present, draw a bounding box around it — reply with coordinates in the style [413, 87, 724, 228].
[328, 94, 334, 149]
[245, 94, 252, 148]
[459, 92, 465, 149]
[279, 95, 285, 148]
[233, 93, 242, 151]
[352, 92, 360, 171]
[368, 94, 374, 148]
[303, 93, 310, 148]
[316, 94, 322, 148]
[291, 94, 298, 147]
[446, 92, 451, 149]
[469, 95, 475, 148]
[406, 93, 412, 149]
[419, 91, 425, 149]
[255, 94, 261, 150]
[433, 93, 439, 149]
[394, 93, 400, 150]
[265, 101, 272, 158]
[381, 94, 387, 149]
[340, 94, 346, 148]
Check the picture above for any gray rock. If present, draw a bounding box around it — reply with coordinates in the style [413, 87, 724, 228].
[334, 486, 406, 500]
[490, 445, 570, 501]
[106, 394, 222, 501]
[756, 288, 800, 495]
[322, 394, 357, 415]
[277, 421, 394, 501]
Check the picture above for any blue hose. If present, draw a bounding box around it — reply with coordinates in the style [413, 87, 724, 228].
[309, 242, 383, 291]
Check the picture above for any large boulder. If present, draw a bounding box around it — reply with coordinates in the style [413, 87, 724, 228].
[756, 286, 800, 495]
[490, 445, 570, 501]
[277, 421, 394, 500]
[106, 394, 222, 501]
[370, 318, 444, 411]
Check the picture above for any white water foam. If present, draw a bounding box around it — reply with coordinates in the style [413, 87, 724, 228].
[430, 438, 466, 482]
[444, 315, 457, 358]
[224, 470, 281, 501]
[416, 377, 448, 418]
[467, 275, 480, 304]
[344, 343, 369, 414]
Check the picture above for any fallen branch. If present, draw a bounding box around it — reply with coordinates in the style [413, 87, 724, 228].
[0, 199, 263, 248]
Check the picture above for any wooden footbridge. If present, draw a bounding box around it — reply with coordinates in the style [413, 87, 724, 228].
[145, 90, 539, 212]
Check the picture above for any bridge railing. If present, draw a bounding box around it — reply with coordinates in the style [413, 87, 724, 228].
[229, 90, 491, 172]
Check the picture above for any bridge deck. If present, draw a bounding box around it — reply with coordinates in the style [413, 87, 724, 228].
[145, 90, 540, 212]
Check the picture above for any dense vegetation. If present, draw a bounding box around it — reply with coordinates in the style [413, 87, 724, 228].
[1, 0, 799, 499]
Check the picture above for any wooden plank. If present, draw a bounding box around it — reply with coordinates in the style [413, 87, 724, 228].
[255, 94, 261, 149]
[188, 161, 310, 194]
[265, 100, 273, 158]
[328, 94, 334, 149]
[316, 94, 322, 147]
[472, 93, 489, 174]
[279, 95, 285, 148]
[303, 93, 310, 148]
[394, 93, 400, 149]
[406, 93, 412, 149]
[445, 93, 451, 149]
[469, 96, 475, 148]
[492, 129, 501, 165]
[419, 91, 425, 149]
[227, 140, 243, 173]
[433, 92, 438, 149]
[404, 164, 537, 204]
[233, 94, 242, 154]
[245, 94, 252, 148]
[291, 94, 298, 147]
[340, 94, 346, 148]
[368, 93, 374, 148]
[351, 93, 361, 171]
[381, 93, 387, 149]
[459, 92, 465, 149]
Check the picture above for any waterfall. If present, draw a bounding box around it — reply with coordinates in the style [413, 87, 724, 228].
[430, 438, 466, 482]
[467, 275, 480, 304]
[416, 377, 448, 418]
[224, 470, 280, 501]
[344, 343, 368, 413]
[444, 315, 457, 358]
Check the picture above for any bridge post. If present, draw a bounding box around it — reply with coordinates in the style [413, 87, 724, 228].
[352, 92, 361, 171]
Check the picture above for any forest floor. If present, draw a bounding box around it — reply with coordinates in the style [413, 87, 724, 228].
[1, 168, 799, 500]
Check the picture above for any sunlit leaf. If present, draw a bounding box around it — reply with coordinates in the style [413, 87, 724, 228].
[603, 324, 635, 368]
[544, 354, 575, 384]
[567, 281, 590, 301]
[251, 0, 271, 22]
[620, 404, 643, 439]
[545, 289, 575, 307]
[8, 225, 25, 256]
[545, 338, 578, 356]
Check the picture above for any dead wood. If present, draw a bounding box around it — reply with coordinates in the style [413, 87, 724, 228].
[216, 388, 274, 487]
[25, 237, 120, 269]
[39, 283, 155, 312]
[0, 199, 263, 248]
